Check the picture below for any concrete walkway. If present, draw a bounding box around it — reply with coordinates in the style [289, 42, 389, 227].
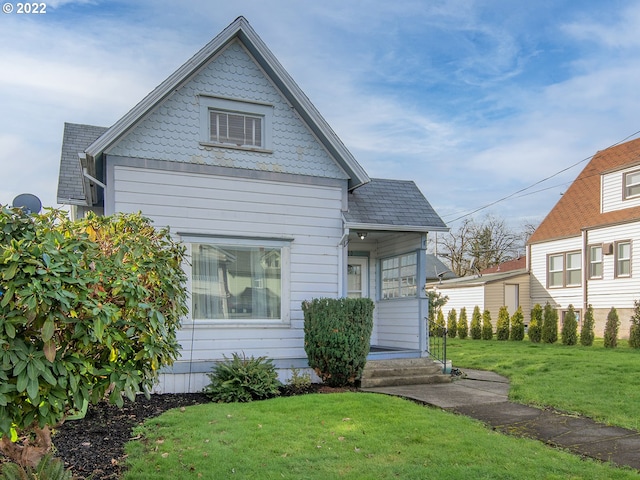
[361, 369, 640, 471]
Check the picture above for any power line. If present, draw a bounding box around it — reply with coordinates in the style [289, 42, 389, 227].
[444, 129, 640, 224]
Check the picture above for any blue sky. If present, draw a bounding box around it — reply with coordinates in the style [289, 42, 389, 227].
[1, 0, 639, 230]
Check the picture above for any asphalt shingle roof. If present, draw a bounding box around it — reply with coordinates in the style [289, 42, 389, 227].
[57, 123, 108, 205]
[343, 178, 448, 230]
[529, 137, 640, 244]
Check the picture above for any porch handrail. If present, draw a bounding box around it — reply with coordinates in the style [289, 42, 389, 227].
[426, 317, 447, 373]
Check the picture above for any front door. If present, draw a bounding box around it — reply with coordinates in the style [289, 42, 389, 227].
[347, 257, 369, 298]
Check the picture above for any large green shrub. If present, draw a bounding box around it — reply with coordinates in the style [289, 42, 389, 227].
[302, 297, 374, 387]
[528, 304, 543, 343]
[204, 353, 281, 403]
[541, 302, 558, 344]
[457, 307, 469, 339]
[580, 304, 595, 346]
[510, 306, 525, 341]
[604, 307, 619, 348]
[560, 304, 578, 345]
[496, 306, 510, 340]
[447, 309, 458, 338]
[629, 300, 640, 349]
[470, 306, 482, 340]
[426, 290, 448, 328]
[0, 208, 187, 467]
[481, 309, 493, 340]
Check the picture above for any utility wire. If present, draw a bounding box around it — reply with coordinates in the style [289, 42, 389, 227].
[444, 129, 640, 224]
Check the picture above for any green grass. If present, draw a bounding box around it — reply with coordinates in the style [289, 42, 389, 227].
[447, 338, 640, 430]
[123, 392, 639, 479]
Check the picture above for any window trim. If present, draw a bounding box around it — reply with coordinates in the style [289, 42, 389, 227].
[380, 251, 418, 300]
[615, 240, 632, 278]
[199, 96, 273, 152]
[547, 250, 582, 288]
[588, 244, 603, 280]
[182, 234, 291, 325]
[624, 169, 640, 200]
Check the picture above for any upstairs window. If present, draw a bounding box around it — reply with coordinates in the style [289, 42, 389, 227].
[615, 241, 631, 278]
[624, 170, 640, 200]
[209, 110, 263, 147]
[589, 245, 603, 279]
[548, 251, 581, 288]
[381, 252, 417, 299]
[199, 96, 272, 151]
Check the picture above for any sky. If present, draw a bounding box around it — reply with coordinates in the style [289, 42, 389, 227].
[1, 0, 640, 231]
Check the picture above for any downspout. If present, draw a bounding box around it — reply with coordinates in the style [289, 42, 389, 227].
[582, 228, 588, 320]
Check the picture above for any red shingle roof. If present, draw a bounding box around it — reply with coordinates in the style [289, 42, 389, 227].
[528, 137, 640, 244]
[480, 256, 526, 274]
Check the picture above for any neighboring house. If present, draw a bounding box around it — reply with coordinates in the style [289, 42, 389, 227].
[56, 17, 448, 393]
[528, 137, 640, 337]
[480, 255, 526, 275]
[427, 269, 530, 329]
[425, 254, 456, 283]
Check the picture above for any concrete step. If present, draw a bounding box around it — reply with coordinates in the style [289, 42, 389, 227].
[360, 358, 451, 388]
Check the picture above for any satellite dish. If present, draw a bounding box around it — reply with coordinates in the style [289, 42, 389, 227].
[12, 193, 42, 214]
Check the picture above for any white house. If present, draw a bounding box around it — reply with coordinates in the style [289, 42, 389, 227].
[56, 17, 448, 392]
[528, 137, 640, 337]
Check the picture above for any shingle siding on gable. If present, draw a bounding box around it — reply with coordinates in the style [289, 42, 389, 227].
[107, 40, 346, 180]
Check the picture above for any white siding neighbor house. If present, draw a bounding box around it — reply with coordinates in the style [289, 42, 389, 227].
[427, 269, 530, 330]
[56, 17, 448, 393]
[528, 137, 640, 337]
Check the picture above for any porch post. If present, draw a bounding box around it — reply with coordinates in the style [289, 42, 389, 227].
[418, 233, 428, 355]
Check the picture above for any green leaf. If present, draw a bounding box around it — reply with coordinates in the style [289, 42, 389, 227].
[4, 321, 15, 339]
[2, 262, 18, 280]
[43, 340, 56, 363]
[16, 372, 28, 393]
[42, 319, 55, 342]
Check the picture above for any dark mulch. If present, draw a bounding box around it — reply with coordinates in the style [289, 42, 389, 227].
[49, 384, 350, 479]
[53, 393, 210, 479]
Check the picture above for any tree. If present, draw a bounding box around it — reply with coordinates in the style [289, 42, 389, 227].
[580, 304, 595, 346]
[510, 306, 525, 341]
[0, 208, 188, 468]
[426, 289, 448, 330]
[541, 302, 558, 344]
[561, 304, 578, 345]
[457, 307, 468, 339]
[496, 306, 510, 340]
[629, 300, 640, 349]
[528, 304, 542, 343]
[447, 309, 457, 338]
[470, 306, 482, 339]
[436, 215, 524, 277]
[604, 307, 619, 348]
[481, 309, 493, 340]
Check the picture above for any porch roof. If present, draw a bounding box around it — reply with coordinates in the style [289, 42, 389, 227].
[343, 178, 448, 232]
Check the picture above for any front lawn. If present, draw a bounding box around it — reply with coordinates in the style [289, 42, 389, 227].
[447, 338, 640, 430]
[123, 392, 639, 479]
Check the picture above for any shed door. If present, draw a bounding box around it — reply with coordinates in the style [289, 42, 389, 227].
[347, 257, 369, 298]
[505, 284, 519, 315]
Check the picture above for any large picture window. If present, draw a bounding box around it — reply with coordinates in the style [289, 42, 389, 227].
[381, 252, 417, 299]
[191, 242, 283, 321]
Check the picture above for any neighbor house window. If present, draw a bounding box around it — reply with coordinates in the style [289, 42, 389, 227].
[589, 245, 603, 279]
[615, 241, 631, 277]
[209, 110, 263, 147]
[548, 254, 564, 288]
[548, 251, 581, 288]
[381, 252, 417, 299]
[624, 170, 640, 199]
[190, 240, 288, 321]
